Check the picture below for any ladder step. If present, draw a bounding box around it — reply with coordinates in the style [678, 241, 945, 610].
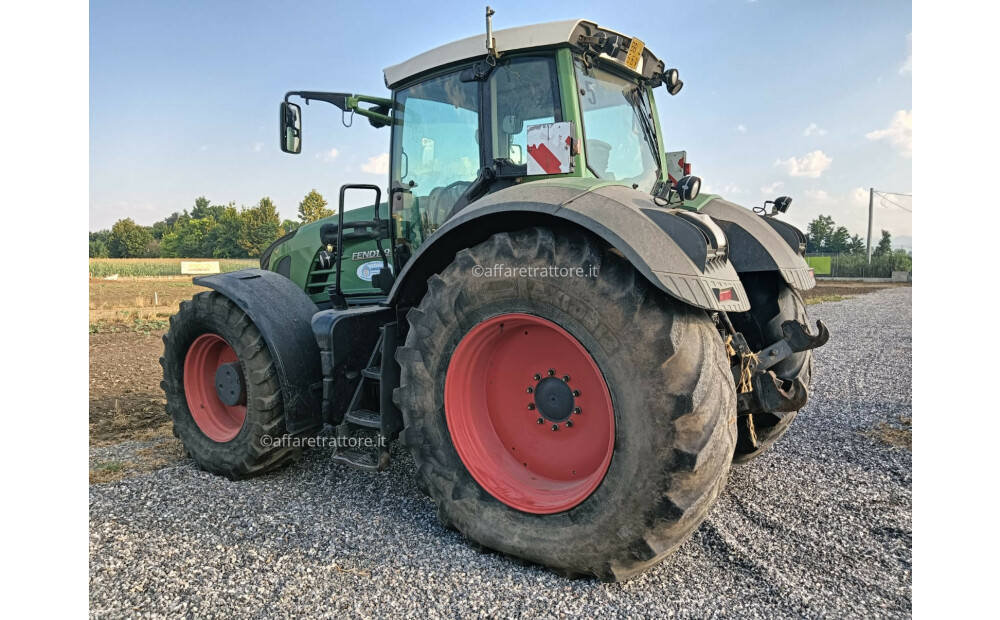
[344, 408, 381, 429]
[361, 366, 381, 380]
[332, 448, 388, 472]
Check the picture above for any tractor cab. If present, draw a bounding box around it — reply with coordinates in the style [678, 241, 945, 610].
[277, 18, 696, 305]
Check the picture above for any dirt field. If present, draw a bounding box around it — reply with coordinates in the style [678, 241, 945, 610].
[88, 277, 910, 483]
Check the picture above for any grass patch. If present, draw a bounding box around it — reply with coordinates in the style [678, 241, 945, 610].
[864, 415, 912, 450]
[805, 294, 853, 305]
[90, 460, 130, 484]
[89, 439, 186, 484]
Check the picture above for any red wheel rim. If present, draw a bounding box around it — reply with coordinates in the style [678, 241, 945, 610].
[183, 333, 246, 442]
[445, 314, 615, 514]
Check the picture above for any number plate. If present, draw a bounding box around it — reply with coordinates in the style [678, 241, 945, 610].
[624, 38, 644, 70]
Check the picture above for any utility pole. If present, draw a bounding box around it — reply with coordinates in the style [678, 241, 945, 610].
[866, 187, 874, 264]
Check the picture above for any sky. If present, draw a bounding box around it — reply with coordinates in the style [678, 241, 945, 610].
[90, 0, 912, 248]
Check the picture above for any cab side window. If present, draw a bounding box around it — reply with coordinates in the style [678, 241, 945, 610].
[488, 56, 562, 166]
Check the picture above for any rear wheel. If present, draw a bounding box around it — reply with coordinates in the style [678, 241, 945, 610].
[160, 291, 300, 479]
[395, 227, 737, 581]
[728, 273, 813, 464]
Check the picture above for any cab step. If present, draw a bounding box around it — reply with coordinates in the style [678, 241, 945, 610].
[331, 448, 389, 472]
[361, 366, 381, 380]
[344, 408, 381, 429]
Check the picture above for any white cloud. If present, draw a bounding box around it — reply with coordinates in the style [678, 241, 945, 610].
[316, 148, 340, 162]
[737, 124, 747, 133]
[803, 123, 828, 137]
[899, 33, 912, 74]
[850, 187, 870, 205]
[362, 153, 389, 174]
[761, 181, 784, 195]
[805, 189, 830, 201]
[866, 110, 912, 158]
[774, 150, 833, 178]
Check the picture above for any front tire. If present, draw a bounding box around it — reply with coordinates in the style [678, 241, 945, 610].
[160, 291, 300, 479]
[394, 227, 737, 581]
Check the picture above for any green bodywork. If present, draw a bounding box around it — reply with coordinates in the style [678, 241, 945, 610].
[264, 42, 714, 303]
[262, 203, 391, 305]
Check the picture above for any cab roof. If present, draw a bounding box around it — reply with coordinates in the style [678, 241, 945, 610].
[383, 19, 665, 89]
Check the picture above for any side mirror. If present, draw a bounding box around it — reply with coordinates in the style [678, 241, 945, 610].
[674, 175, 701, 201]
[663, 68, 684, 96]
[280, 101, 302, 154]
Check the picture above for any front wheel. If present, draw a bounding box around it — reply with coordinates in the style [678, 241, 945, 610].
[160, 291, 300, 479]
[395, 227, 737, 581]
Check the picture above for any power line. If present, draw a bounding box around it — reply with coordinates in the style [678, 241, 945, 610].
[875, 192, 912, 213]
[875, 190, 912, 197]
[875, 192, 913, 213]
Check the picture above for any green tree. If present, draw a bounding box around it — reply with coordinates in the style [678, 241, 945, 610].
[873, 230, 893, 257]
[239, 197, 282, 257]
[90, 229, 111, 244]
[298, 189, 333, 223]
[209, 206, 247, 258]
[828, 226, 851, 254]
[161, 217, 218, 257]
[847, 234, 865, 255]
[108, 218, 154, 258]
[191, 196, 226, 221]
[89, 240, 110, 258]
[806, 215, 835, 253]
[280, 219, 302, 235]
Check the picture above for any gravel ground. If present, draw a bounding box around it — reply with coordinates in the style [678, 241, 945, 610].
[90, 287, 912, 619]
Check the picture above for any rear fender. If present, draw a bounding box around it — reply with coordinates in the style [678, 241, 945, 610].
[193, 269, 323, 434]
[700, 198, 816, 291]
[388, 183, 752, 312]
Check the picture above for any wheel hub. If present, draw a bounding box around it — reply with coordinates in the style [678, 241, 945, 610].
[215, 362, 246, 407]
[534, 376, 574, 423]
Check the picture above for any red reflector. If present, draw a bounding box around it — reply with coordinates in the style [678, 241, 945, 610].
[718, 289, 733, 302]
[684, 162, 692, 175]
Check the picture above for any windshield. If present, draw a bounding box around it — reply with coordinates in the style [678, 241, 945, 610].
[574, 59, 661, 192]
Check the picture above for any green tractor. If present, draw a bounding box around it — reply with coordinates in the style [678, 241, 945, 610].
[161, 12, 828, 581]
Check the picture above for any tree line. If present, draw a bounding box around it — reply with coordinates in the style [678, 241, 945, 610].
[89, 190, 335, 259]
[805, 213, 911, 270]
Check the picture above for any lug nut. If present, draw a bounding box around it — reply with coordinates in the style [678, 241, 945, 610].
[537, 417, 544, 424]
[551, 424, 559, 431]
[562, 375, 571, 383]
[527, 403, 535, 410]
[573, 407, 581, 415]
[547, 369, 555, 377]
[565, 420, 574, 428]
[533, 373, 541, 381]
[526, 386, 533, 394]
[572, 390, 581, 397]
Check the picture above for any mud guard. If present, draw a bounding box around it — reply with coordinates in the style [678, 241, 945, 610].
[388, 183, 752, 313]
[193, 269, 323, 434]
[700, 198, 816, 291]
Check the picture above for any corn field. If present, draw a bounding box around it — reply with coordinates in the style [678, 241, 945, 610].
[89, 258, 258, 278]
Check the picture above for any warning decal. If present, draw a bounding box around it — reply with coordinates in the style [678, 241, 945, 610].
[526, 122, 574, 176]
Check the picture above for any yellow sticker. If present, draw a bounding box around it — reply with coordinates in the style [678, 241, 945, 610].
[625, 37, 645, 70]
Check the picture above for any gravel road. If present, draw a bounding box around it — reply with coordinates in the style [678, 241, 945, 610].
[90, 287, 912, 619]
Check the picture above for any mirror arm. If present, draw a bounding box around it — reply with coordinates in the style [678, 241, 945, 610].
[285, 91, 393, 126]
